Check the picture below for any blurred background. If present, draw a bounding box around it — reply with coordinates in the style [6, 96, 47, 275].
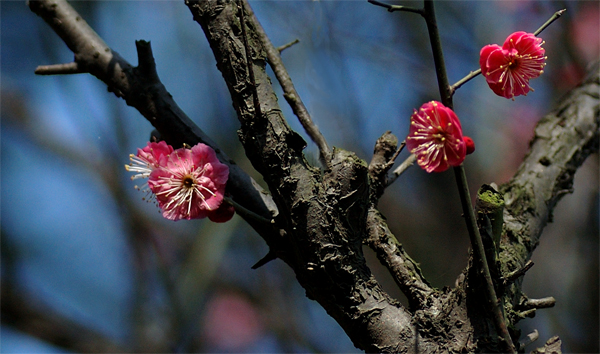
[1, 0, 598, 352]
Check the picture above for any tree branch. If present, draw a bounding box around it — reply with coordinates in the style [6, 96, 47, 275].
[242, 0, 333, 166]
[28, 0, 280, 246]
[499, 60, 599, 306]
[365, 207, 434, 309]
[183, 1, 433, 352]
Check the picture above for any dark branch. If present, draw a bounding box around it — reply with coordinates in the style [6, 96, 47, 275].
[368, 131, 399, 200]
[388, 153, 415, 185]
[368, 0, 424, 15]
[421, 1, 515, 351]
[503, 260, 534, 286]
[28, 0, 280, 246]
[499, 60, 599, 347]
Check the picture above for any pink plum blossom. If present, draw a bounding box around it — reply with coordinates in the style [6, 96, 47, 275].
[406, 101, 467, 173]
[125, 141, 173, 181]
[480, 31, 546, 99]
[148, 143, 230, 221]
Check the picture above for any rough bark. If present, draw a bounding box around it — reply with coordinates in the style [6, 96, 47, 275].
[499, 60, 599, 324]
[24, 0, 599, 352]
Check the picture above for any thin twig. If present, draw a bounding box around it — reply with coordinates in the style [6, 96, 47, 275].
[534, 9, 566, 36]
[242, 0, 332, 166]
[368, 0, 424, 15]
[449, 68, 481, 94]
[383, 141, 405, 170]
[387, 153, 416, 186]
[503, 260, 534, 286]
[422, 1, 516, 352]
[277, 39, 300, 53]
[449, 9, 566, 95]
[34, 62, 84, 75]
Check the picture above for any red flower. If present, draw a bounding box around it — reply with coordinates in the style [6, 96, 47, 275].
[148, 143, 230, 221]
[406, 101, 467, 173]
[126, 141, 233, 222]
[463, 136, 475, 155]
[480, 32, 546, 99]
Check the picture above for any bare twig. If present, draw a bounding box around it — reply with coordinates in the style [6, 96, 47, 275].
[532, 336, 562, 354]
[388, 153, 416, 185]
[534, 9, 566, 36]
[224, 196, 275, 226]
[518, 329, 539, 349]
[34, 61, 83, 75]
[368, 0, 424, 15]
[277, 39, 300, 53]
[242, 0, 332, 166]
[368, 132, 400, 199]
[503, 260, 534, 285]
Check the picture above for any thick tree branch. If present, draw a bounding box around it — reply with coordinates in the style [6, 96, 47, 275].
[28, 0, 279, 246]
[183, 1, 432, 352]
[499, 60, 599, 306]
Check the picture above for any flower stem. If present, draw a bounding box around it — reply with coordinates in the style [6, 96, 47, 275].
[534, 9, 566, 36]
[422, 1, 516, 352]
[449, 8, 566, 94]
[449, 68, 481, 94]
[453, 165, 516, 352]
